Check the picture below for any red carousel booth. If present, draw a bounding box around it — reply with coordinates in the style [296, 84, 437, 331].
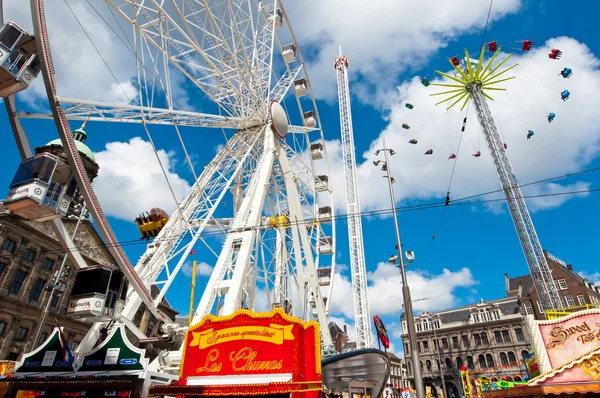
[149, 308, 322, 398]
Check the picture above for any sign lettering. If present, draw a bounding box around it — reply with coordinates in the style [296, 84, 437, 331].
[190, 324, 294, 349]
[546, 322, 597, 349]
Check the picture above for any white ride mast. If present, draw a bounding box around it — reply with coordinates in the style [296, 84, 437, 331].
[334, 48, 372, 349]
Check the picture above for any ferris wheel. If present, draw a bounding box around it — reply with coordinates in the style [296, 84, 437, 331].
[3, 0, 336, 351]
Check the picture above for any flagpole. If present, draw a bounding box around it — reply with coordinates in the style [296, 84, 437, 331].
[189, 260, 197, 326]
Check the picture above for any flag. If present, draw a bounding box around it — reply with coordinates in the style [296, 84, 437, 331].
[55, 318, 74, 365]
[189, 250, 196, 255]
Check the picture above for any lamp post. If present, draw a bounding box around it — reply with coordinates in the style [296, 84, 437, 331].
[374, 134, 425, 398]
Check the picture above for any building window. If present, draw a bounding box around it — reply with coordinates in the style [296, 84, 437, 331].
[558, 279, 568, 290]
[426, 360, 432, 372]
[441, 338, 448, 350]
[15, 327, 28, 341]
[521, 350, 530, 359]
[9, 270, 27, 295]
[474, 334, 482, 346]
[404, 343, 409, 353]
[494, 331, 503, 344]
[0, 263, 5, 276]
[50, 294, 59, 308]
[508, 351, 517, 364]
[452, 336, 459, 349]
[416, 323, 422, 332]
[0, 321, 6, 335]
[2, 238, 16, 253]
[501, 330, 511, 343]
[423, 341, 429, 352]
[481, 332, 489, 345]
[462, 335, 469, 347]
[500, 352, 508, 366]
[486, 353, 495, 368]
[43, 257, 55, 270]
[23, 248, 35, 262]
[578, 295, 586, 305]
[456, 356, 463, 369]
[39, 332, 47, 345]
[29, 278, 46, 302]
[445, 357, 452, 370]
[591, 296, 599, 304]
[478, 354, 486, 368]
[467, 356, 474, 370]
[523, 301, 534, 315]
[515, 328, 524, 341]
[565, 295, 575, 307]
[434, 339, 439, 351]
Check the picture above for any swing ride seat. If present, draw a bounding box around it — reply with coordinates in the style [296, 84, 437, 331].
[561, 90, 570, 101]
[408, 139, 418, 144]
[560, 68, 573, 78]
[451, 56, 460, 66]
[527, 131, 534, 139]
[402, 123, 410, 129]
[473, 151, 481, 158]
[405, 103, 414, 109]
[421, 78, 430, 87]
[521, 40, 533, 51]
[448, 154, 457, 160]
[488, 41, 497, 52]
[547, 113, 556, 122]
[425, 149, 433, 155]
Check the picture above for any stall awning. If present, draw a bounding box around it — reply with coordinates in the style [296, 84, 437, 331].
[148, 380, 322, 397]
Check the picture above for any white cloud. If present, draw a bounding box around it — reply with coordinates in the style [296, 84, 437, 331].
[323, 37, 600, 214]
[182, 261, 214, 277]
[286, 0, 521, 102]
[5, 0, 140, 105]
[580, 271, 600, 286]
[94, 137, 191, 220]
[328, 263, 477, 319]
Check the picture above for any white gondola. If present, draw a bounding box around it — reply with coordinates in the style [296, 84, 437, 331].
[315, 175, 329, 192]
[0, 22, 40, 97]
[319, 236, 333, 255]
[317, 267, 332, 286]
[310, 142, 324, 160]
[282, 43, 296, 64]
[232, 238, 242, 251]
[67, 266, 128, 321]
[303, 110, 317, 128]
[268, 9, 283, 29]
[4, 153, 76, 221]
[318, 206, 332, 223]
[294, 78, 308, 97]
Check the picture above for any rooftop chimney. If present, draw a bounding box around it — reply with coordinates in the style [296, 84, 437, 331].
[567, 264, 573, 271]
[343, 324, 347, 335]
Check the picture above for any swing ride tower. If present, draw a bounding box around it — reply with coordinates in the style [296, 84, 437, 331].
[334, 49, 372, 349]
[431, 46, 562, 314]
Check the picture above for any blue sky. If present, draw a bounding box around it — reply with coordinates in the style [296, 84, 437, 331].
[2, 0, 600, 356]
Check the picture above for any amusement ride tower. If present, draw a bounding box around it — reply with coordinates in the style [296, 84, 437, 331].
[431, 46, 563, 313]
[335, 49, 372, 349]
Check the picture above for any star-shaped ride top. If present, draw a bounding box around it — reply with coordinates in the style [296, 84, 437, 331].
[430, 45, 518, 110]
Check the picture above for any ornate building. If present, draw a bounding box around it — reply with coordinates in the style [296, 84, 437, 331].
[401, 296, 531, 398]
[506, 250, 600, 319]
[384, 352, 410, 397]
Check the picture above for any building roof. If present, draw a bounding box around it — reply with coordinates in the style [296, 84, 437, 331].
[507, 274, 533, 292]
[386, 352, 402, 363]
[45, 138, 95, 162]
[329, 321, 347, 339]
[401, 296, 521, 324]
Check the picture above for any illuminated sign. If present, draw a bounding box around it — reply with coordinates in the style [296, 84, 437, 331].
[180, 308, 320, 381]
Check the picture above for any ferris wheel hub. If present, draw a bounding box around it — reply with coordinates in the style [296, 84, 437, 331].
[270, 100, 288, 138]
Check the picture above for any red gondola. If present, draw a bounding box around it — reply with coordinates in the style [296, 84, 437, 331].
[451, 56, 460, 66]
[548, 48, 562, 60]
[521, 40, 533, 51]
[488, 41, 497, 52]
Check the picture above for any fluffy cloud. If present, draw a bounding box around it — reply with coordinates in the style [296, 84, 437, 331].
[580, 271, 600, 286]
[324, 37, 600, 213]
[182, 261, 215, 277]
[93, 137, 191, 220]
[328, 263, 477, 319]
[286, 0, 521, 102]
[5, 1, 139, 105]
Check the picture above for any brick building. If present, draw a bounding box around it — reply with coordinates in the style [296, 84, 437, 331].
[401, 296, 531, 398]
[505, 250, 600, 319]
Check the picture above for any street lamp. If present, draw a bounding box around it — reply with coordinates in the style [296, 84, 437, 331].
[374, 135, 425, 398]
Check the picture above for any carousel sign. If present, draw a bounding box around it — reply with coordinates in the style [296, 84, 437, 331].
[180, 308, 321, 380]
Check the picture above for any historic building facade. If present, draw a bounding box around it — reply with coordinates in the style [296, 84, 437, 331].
[506, 250, 600, 319]
[401, 296, 531, 398]
[0, 207, 178, 361]
[385, 352, 410, 397]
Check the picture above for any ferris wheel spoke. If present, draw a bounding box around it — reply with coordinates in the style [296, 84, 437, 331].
[269, 64, 303, 103]
[19, 97, 250, 129]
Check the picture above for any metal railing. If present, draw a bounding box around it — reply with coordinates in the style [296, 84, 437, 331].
[545, 302, 600, 320]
